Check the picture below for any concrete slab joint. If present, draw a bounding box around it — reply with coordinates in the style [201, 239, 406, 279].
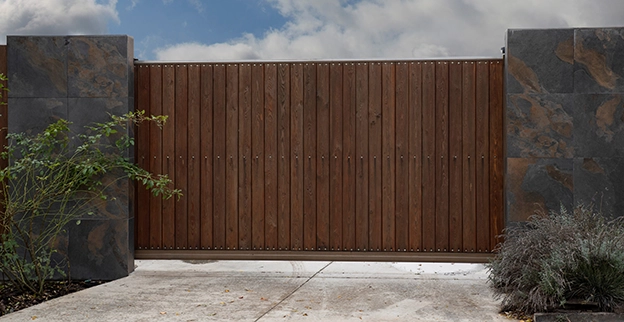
[505, 27, 624, 222]
[7, 35, 135, 280]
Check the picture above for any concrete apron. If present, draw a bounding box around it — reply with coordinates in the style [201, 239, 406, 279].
[0, 260, 509, 322]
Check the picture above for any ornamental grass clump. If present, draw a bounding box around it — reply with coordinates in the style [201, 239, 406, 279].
[487, 205, 624, 315]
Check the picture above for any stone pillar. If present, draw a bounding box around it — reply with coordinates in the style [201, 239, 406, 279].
[505, 28, 624, 222]
[7, 36, 135, 280]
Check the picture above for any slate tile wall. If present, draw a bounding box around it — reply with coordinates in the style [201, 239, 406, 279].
[7, 36, 135, 280]
[506, 27, 624, 222]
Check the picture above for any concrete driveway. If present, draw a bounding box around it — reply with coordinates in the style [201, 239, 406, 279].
[1, 260, 513, 321]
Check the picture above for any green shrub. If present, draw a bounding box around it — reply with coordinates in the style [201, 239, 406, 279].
[487, 205, 624, 315]
[0, 110, 180, 296]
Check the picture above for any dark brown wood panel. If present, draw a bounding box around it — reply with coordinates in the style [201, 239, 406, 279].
[148, 65, 163, 249]
[395, 62, 409, 251]
[238, 64, 252, 250]
[382, 62, 396, 251]
[461, 61, 476, 252]
[290, 63, 304, 250]
[329, 63, 343, 251]
[355, 62, 369, 251]
[475, 61, 490, 252]
[489, 61, 505, 251]
[213, 64, 227, 249]
[136, 65, 150, 249]
[251, 63, 265, 250]
[277, 63, 291, 250]
[174, 64, 188, 250]
[342, 63, 356, 251]
[368, 62, 382, 251]
[316, 63, 330, 250]
[187, 64, 201, 249]
[161, 65, 176, 249]
[264, 63, 278, 250]
[448, 62, 463, 252]
[135, 58, 505, 260]
[421, 62, 435, 252]
[408, 62, 423, 252]
[200, 64, 214, 250]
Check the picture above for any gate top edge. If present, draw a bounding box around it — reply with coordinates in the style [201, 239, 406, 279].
[134, 56, 503, 65]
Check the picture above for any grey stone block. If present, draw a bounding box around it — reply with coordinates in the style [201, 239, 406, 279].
[574, 28, 624, 94]
[7, 97, 67, 135]
[573, 94, 624, 158]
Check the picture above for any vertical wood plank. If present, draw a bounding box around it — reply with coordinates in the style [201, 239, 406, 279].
[161, 65, 176, 249]
[316, 63, 330, 250]
[329, 63, 344, 251]
[136, 65, 150, 250]
[489, 60, 505, 251]
[277, 63, 291, 250]
[290, 63, 304, 250]
[187, 64, 201, 249]
[342, 63, 357, 251]
[174, 64, 188, 250]
[355, 62, 369, 251]
[148, 65, 163, 249]
[264, 63, 278, 250]
[303, 63, 317, 251]
[226, 64, 239, 250]
[449, 62, 463, 252]
[408, 62, 423, 252]
[382, 62, 396, 252]
[435, 62, 449, 252]
[421, 62, 436, 252]
[395, 62, 409, 252]
[462, 62, 476, 252]
[251, 63, 265, 250]
[238, 63, 252, 250]
[200, 64, 214, 249]
[475, 61, 490, 252]
[368, 62, 382, 251]
[213, 64, 227, 249]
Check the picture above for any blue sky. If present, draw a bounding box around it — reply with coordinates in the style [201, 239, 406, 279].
[1, 0, 624, 61]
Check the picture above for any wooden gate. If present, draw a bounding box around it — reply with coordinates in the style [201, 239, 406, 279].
[134, 59, 504, 262]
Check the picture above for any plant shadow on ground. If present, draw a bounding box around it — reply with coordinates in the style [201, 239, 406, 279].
[0, 280, 106, 316]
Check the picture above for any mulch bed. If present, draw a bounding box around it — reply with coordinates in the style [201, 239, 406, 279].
[0, 280, 105, 316]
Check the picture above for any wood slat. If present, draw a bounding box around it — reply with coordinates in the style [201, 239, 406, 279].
[264, 63, 278, 250]
[382, 62, 396, 251]
[303, 63, 317, 251]
[408, 62, 423, 252]
[475, 61, 490, 252]
[489, 61, 505, 251]
[174, 64, 188, 250]
[316, 63, 330, 250]
[435, 62, 449, 252]
[148, 65, 163, 249]
[342, 63, 357, 251]
[462, 62, 476, 252]
[238, 64, 252, 250]
[355, 62, 369, 251]
[368, 62, 382, 251]
[161, 65, 176, 249]
[213, 64, 227, 249]
[251, 63, 265, 250]
[449, 62, 463, 252]
[187, 64, 201, 249]
[200, 64, 214, 249]
[290, 63, 304, 250]
[225, 64, 239, 250]
[277, 63, 291, 250]
[421, 62, 436, 252]
[329, 63, 343, 250]
[136, 65, 150, 249]
[395, 62, 409, 251]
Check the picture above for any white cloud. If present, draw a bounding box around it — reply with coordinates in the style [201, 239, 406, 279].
[0, 0, 119, 43]
[155, 0, 624, 61]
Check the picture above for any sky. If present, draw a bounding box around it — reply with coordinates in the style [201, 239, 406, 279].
[0, 0, 623, 61]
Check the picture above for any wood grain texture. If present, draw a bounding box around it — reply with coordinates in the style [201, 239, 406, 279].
[148, 65, 163, 249]
[251, 63, 265, 250]
[342, 63, 357, 251]
[213, 64, 227, 249]
[421, 62, 436, 252]
[475, 61, 490, 252]
[238, 64, 252, 250]
[408, 62, 423, 252]
[329, 63, 343, 250]
[395, 62, 409, 251]
[225, 64, 239, 250]
[277, 63, 291, 250]
[449, 62, 463, 252]
[174, 64, 188, 250]
[200, 64, 214, 249]
[290, 63, 304, 250]
[264, 63, 278, 250]
[368, 62, 382, 251]
[187, 64, 201, 249]
[136, 65, 150, 249]
[316, 63, 330, 250]
[355, 62, 369, 251]
[161, 65, 176, 249]
[489, 61, 504, 251]
[462, 62, 476, 252]
[382, 62, 396, 252]
[303, 63, 317, 251]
